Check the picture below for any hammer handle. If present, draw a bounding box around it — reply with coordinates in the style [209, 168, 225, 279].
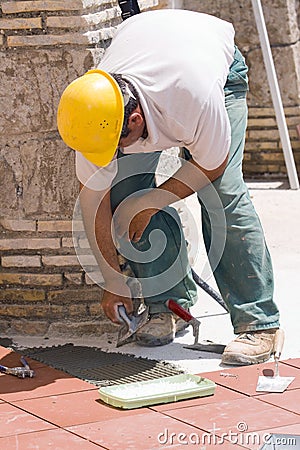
[166, 299, 194, 322]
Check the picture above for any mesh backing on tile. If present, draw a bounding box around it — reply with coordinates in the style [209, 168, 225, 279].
[22, 344, 184, 387]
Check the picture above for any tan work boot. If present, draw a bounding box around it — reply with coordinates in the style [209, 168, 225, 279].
[136, 312, 188, 347]
[222, 328, 278, 366]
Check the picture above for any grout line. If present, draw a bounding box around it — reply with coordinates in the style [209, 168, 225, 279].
[254, 394, 300, 417]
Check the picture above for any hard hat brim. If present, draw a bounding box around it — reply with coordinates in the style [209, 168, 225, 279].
[81, 147, 118, 167]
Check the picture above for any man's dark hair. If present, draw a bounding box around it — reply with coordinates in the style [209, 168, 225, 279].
[111, 73, 139, 139]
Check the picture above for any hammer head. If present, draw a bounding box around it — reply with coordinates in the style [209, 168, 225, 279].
[116, 305, 149, 347]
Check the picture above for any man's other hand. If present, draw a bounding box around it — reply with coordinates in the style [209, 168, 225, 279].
[114, 196, 157, 242]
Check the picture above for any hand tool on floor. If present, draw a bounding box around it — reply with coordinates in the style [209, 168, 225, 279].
[116, 304, 149, 347]
[256, 328, 295, 393]
[166, 299, 226, 354]
[191, 269, 228, 312]
[0, 356, 35, 379]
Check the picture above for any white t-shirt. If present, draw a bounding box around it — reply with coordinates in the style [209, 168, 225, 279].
[76, 9, 235, 188]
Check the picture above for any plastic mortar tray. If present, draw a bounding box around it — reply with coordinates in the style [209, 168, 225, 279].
[98, 374, 216, 409]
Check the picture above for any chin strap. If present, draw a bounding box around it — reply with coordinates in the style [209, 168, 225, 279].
[117, 0, 140, 21]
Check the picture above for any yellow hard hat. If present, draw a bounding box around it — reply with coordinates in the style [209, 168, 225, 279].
[57, 69, 124, 166]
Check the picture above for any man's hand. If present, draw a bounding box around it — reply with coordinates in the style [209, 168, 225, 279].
[114, 196, 158, 242]
[101, 281, 133, 324]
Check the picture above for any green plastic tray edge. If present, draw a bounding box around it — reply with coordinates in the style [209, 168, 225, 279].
[98, 374, 216, 409]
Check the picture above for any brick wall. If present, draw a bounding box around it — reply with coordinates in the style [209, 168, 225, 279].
[0, 217, 108, 336]
[185, 0, 300, 179]
[0, 0, 160, 338]
[246, 106, 300, 176]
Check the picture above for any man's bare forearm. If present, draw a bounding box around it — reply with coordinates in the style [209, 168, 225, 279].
[138, 155, 228, 211]
[79, 184, 124, 286]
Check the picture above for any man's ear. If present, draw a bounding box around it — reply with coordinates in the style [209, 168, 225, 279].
[128, 112, 144, 129]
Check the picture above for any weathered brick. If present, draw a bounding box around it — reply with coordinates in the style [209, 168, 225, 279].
[286, 116, 300, 127]
[284, 106, 300, 116]
[78, 238, 89, 248]
[260, 152, 285, 162]
[50, 303, 87, 317]
[248, 106, 300, 118]
[47, 8, 119, 28]
[88, 302, 103, 316]
[50, 303, 88, 320]
[47, 320, 116, 336]
[62, 237, 75, 247]
[7, 34, 88, 47]
[0, 319, 11, 334]
[38, 220, 72, 232]
[2, 255, 41, 268]
[0, 288, 45, 301]
[48, 288, 100, 303]
[85, 27, 117, 43]
[64, 272, 83, 285]
[0, 17, 42, 30]
[248, 130, 280, 140]
[245, 164, 280, 173]
[0, 304, 48, 318]
[0, 219, 36, 231]
[68, 304, 88, 316]
[1, 0, 83, 14]
[279, 165, 288, 173]
[0, 238, 60, 250]
[243, 153, 251, 161]
[42, 255, 79, 266]
[72, 220, 85, 232]
[10, 320, 49, 336]
[248, 107, 275, 117]
[85, 271, 104, 285]
[77, 254, 97, 266]
[287, 129, 298, 139]
[46, 16, 85, 29]
[0, 273, 62, 286]
[245, 141, 278, 151]
[247, 118, 277, 128]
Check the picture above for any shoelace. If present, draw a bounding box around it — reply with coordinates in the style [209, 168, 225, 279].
[237, 332, 256, 342]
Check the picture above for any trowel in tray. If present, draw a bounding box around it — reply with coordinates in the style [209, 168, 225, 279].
[256, 328, 295, 393]
[116, 305, 149, 347]
[166, 299, 225, 354]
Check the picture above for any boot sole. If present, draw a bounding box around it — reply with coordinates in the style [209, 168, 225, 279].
[221, 350, 273, 366]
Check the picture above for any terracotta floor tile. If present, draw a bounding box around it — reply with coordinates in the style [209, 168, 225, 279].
[239, 423, 300, 450]
[67, 411, 247, 449]
[199, 361, 300, 397]
[0, 402, 55, 438]
[0, 345, 14, 359]
[163, 396, 300, 435]
[257, 388, 300, 415]
[0, 366, 96, 402]
[281, 358, 300, 369]
[151, 384, 247, 412]
[0, 428, 106, 449]
[12, 389, 148, 427]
